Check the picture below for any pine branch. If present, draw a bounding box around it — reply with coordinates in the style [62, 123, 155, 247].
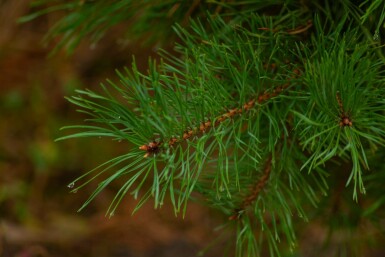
[138, 68, 300, 158]
[19, 0, 299, 54]
[44, 1, 385, 256]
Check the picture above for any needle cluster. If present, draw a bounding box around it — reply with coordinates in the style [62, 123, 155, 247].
[25, 0, 385, 256]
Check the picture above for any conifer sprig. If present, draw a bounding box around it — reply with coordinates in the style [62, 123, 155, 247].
[19, 0, 302, 54]
[295, 34, 385, 200]
[44, 1, 385, 256]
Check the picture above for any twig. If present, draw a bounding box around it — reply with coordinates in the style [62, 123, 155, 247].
[336, 91, 353, 127]
[229, 154, 273, 220]
[139, 68, 301, 157]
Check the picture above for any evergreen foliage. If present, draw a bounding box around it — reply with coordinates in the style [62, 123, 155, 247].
[25, 0, 385, 256]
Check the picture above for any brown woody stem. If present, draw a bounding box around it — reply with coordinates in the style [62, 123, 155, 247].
[229, 154, 273, 220]
[336, 91, 353, 127]
[139, 68, 300, 157]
